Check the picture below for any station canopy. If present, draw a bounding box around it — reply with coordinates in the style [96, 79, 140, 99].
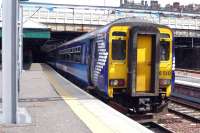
[0, 20, 50, 39]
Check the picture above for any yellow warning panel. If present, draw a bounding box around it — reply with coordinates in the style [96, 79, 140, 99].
[136, 35, 152, 93]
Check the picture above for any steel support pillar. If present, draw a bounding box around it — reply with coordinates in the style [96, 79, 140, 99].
[19, 6, 24, 74]
[2, 0, 17, 123]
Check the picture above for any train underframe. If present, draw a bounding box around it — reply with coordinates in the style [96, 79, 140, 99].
[52, 64, 169, 114]
[112, 91, 169, 114]
[88, 86, 169, 114]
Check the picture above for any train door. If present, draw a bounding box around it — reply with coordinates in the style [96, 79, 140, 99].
[136, 35, 152, 93]
[128, 27, 160, 96]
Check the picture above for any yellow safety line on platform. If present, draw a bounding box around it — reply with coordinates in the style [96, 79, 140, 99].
[42, 65, 114, 133]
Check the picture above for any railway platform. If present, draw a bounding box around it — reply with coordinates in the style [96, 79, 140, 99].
[0, 63, 152, 133]
[173, 69, 200, 105]
[175, 69, 200, 88]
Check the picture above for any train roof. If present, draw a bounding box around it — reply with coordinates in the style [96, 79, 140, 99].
[56, 18, 152, 47]
[47, 17, 171, 52]
[112, 17, 152, 24]
[112, 17, 171, 30]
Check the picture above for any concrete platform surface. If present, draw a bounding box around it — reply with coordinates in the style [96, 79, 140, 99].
[0, 64, 91, 133]
[42, 64, 152, 133]
[0, 63, 152, 133]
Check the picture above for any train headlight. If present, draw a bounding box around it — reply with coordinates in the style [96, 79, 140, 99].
[159, 79, 171, 86]
[109, 79, 125, 87]
[113, 80, 118, 86]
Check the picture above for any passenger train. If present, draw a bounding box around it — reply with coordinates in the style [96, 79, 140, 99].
[43, 18, 174, 113]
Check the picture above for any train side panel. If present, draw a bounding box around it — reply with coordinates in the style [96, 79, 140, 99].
[55, 40, 90, 83]
[90, 33, 109, 95]
[54, 33, 110, 96]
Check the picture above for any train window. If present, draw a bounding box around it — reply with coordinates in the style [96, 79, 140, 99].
[74, 53, 81, 62]
[160, 34, 170, 38]
[78, 47, 81, 52]
[58, 53, 64, 60]
[112, 32, 126, 36]
[112, 40, 126, 60]
[69, 54, 72, 61]
[73, 48, 75, 53]
[67, 46, 82, 63]
[160, 41, 170, 61]
[58, 46, 82, 63]
[65, 54, 69, 60]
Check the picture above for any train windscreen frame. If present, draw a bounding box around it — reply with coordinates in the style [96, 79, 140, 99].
[112, 39, 126, 60]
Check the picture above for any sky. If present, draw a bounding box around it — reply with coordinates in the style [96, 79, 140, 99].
[0, 0, 200, 7]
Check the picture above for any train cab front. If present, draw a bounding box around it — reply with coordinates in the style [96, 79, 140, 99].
[108, 24, 164, 113]
[158, 28, 173, 99]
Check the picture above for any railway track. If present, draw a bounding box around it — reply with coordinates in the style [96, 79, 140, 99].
[169, 83, 200, 123]
[165, 72, 200, 132]
[169, 96, 200, 111]
[158, 94, 200, 132]
[108, 100, 175, 132]
[168, 101, 200, 123]
[142, 122, 174, 133]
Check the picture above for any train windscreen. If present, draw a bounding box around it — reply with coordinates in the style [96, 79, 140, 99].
[112, 40, 126, 60]
[160, 41, 170, 61]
